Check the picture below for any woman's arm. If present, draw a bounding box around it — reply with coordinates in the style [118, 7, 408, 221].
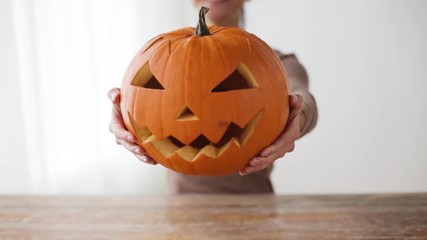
[282, 55, 318, 137]
[239, 54, 318, 175]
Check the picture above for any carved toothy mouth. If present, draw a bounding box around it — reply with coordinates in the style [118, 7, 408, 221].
[128, 110, 264, 162]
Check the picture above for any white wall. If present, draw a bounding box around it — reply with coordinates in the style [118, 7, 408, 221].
[1, 0, 426, 194]
[244, 0, 427, 193]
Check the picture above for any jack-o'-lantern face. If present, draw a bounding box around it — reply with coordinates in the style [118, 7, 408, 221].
[121, 8, 289, 175]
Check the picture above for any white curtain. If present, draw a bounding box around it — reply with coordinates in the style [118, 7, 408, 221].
[7, 0, 194, 194]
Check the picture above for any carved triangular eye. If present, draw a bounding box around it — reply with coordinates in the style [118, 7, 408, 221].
[131, 62, 165, 90]
[143, 77, 164, 89]
[211, 63, 258, 92]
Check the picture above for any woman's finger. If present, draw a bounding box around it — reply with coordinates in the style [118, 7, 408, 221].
[107, 88, 136, 143]
[108, 88, 121, 104]
[110, 122, 136, 142]
[116, 138, 141, 154]
[135, 154, 157, 165]
[288, 94, 304, 122]
[108, 88, 156, 165]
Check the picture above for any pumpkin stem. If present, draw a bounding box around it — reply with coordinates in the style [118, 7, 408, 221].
[195, 7, 210, 36]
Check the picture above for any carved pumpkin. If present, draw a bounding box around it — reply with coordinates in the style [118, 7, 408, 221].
[121, 7, 289, 176]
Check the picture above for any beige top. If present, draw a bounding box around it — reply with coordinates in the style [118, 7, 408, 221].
[167, 52, 318, 194]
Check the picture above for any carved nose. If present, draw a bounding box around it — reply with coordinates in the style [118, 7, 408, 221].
[176, 106, 199, 121]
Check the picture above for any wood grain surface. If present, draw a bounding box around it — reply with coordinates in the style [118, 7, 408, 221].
[0, 194, 426, 240]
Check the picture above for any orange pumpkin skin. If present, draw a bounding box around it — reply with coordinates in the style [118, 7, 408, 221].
[121, 26, 289, 176]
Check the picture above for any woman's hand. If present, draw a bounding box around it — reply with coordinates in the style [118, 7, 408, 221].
[108, 88, 157, 165]
[239, 94, 304, 176]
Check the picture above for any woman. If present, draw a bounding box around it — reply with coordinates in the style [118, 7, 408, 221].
[108, 0, 318, 193]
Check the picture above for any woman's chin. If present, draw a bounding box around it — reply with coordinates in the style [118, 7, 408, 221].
[202, 0, 231, 9]
[203, 0, 228, 3]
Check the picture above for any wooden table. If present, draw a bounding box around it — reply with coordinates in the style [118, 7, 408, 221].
[0, 194, 426, 239]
